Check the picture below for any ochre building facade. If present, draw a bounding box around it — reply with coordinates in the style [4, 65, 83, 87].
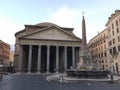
[88, 10, 120, 73]
[0, 40, 10, 67]
[106, 10, 120, 73]
[88, 29, 108, 70]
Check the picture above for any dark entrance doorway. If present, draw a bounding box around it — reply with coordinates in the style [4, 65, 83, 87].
[59, 46, 64, 73]
[41, 46, 47, 73]
[31, 46, 38, 72]
[50, 46, 56, 73]
[22, 45, 29, 72]
[67, 47, 72, 69]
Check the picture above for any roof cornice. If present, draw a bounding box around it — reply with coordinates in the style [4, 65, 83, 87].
[105, 10, 120, 26]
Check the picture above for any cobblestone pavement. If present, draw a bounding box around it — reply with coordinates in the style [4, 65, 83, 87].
[0, 74, 120, 90]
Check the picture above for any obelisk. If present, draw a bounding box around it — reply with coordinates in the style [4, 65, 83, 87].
[82, 13, 87, 54]
[77, 13, 93, 70]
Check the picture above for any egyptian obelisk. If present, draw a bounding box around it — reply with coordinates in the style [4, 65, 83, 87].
[82, 13, 87, 54]
[77, 13, 93, 70]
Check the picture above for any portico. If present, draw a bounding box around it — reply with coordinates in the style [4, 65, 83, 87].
[20, 44, 80, 73]
[14, 22, 82, 73]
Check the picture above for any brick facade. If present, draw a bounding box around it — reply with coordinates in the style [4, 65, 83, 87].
[0, 40, 10, 67]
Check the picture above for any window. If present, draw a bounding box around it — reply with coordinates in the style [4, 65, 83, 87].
[106, 65, 107, 67]
[117, 28, 119, 33]
[109, 41, 112, 46]
[99, 54, 100, 58]
[116, 20, 118, 26]
[113, 38, 116, 44]
[103, 65, 105, 70]
[104, 52, 107, 57]
[118, 46, 120, 51]
[101, 53, 103, 57]
[109, 49, 112, 54]
[118, 36, 120, 42]
[104, 40, 106, 43]
[113, 47, 116, 54]
[112, 24, 114, 29]
[112, 31, 114, 35]
[104, 34, 105, 37]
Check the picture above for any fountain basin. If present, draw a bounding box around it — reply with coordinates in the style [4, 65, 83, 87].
[66, 69, 110, 78]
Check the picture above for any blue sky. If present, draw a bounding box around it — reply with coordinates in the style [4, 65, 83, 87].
[0, 0, 120, 45]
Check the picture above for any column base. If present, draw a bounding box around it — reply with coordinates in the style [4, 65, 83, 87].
[27, 72, 31, 74]
[56, 71, 59, 73]
[37, 72, 41, 74]
[46, 72, 50, 74]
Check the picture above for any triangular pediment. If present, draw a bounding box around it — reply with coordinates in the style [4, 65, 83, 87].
[21, 26, 81, 41]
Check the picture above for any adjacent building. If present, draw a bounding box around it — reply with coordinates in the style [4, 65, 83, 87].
[88, 29, 108, 70]
[106, 10, 120, 73]
[0, 40, 10, 67]
[14, 22, 82, 73]
[88, 10, 120, 73]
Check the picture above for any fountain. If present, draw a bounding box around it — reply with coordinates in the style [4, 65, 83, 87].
[66, 50, 110, 79]
[66, 14, 110, 79]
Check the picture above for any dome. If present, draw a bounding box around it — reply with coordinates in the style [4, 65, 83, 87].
[35, 22, 60, 27]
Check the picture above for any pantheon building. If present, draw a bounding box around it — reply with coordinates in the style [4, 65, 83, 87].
[14, 22, 82, 73]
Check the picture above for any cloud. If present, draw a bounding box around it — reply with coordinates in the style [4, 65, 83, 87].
[0, 17, 24, 44]
[49, 6, 107, 42]
[49, 6, 83, 39]
[49, 6, 80, 27]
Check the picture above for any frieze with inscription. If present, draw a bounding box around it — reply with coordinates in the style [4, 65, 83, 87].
[20, 39, 81, 47]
